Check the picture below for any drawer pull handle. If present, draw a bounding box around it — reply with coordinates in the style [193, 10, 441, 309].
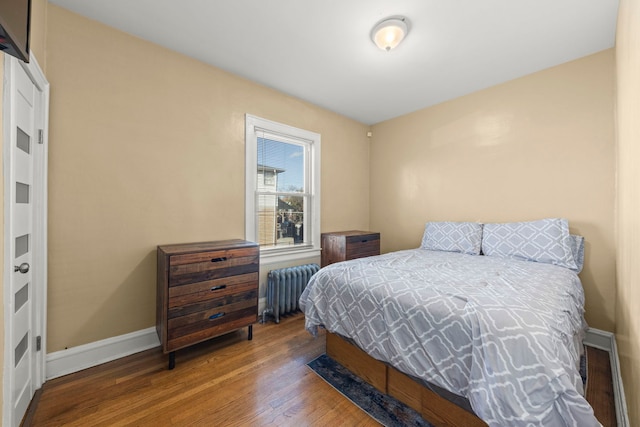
[211, 257, 228, 263]
[210, 285, 227, 292]
[361, 240, 368, 243]
[209, 312, 225, 321]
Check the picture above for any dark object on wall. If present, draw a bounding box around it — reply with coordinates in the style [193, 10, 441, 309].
[0, 0, 31, 62]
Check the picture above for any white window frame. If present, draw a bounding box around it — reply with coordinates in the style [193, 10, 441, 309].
[245, 114, 321, 263]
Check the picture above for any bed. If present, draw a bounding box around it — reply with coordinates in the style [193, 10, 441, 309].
[300, 219, 601, 427]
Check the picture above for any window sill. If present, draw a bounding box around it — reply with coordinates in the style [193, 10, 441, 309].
[260, 247, 321, 265]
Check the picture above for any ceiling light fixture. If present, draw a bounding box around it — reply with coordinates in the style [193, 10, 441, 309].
[371, 16, 409, 51]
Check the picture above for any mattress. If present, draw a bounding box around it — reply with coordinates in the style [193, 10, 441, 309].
[300, 249, 600, 427]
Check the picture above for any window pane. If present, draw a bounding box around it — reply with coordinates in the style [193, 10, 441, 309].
[15, 234, 29, 258]
[257, 194, 278, 247]
[15, 332, 28, 367]
[16, 182, 30, 204]
[17, 127, 30, 154]
[15, 283, 28, 313]
[257, 137, 304, 192]
[257, 194, 306, 248]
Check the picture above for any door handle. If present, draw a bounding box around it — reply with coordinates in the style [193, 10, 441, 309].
[14, 263, 29, 274]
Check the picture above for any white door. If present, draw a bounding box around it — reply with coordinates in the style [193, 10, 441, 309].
[3, 55, 48, 427]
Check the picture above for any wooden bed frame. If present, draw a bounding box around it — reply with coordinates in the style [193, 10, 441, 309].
[326, 332, 488, 427]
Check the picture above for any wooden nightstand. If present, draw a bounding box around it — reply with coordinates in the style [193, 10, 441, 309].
[321, 231, 380, 267]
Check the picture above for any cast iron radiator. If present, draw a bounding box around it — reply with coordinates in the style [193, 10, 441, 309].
[262, 263, 320, 323]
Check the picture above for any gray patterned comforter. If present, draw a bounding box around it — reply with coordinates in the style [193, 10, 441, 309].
[300, 249, 600, 427]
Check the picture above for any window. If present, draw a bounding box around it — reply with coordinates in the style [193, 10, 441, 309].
[245, 115, 321, 262]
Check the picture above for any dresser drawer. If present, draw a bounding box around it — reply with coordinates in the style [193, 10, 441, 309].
[168, 287, 258, 319]
[170, 246, 257, 266]
[168, 273, 258, 308]
[168, 295, 256, 327]
[169, 248, 258, 286]
[167, 305, 257, 352]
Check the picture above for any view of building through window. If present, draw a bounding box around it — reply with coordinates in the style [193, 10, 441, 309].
[256, 137, 307, 248]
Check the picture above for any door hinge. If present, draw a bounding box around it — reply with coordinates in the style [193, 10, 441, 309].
[36, 336, 42, 352]
[37, 129, 44, 144]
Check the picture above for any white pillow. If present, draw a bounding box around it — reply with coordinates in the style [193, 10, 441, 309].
[421, 221, 483, 255]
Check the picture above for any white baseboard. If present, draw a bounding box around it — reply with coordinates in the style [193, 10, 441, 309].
[46, 327, 160, 380]
[45, 301, 274, 381]
[584, 327, 630, 427]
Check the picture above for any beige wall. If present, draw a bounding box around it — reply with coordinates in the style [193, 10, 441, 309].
[29, 0, 47, 67]
[44, 5, 370, 352]
[615, 0, 640, 424]
[370, 50, 616, 331]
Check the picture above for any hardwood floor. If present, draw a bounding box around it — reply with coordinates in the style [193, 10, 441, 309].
[27, 314, 615, 426]
[29, 315, 378, 426]
[586, 347, 617, 427]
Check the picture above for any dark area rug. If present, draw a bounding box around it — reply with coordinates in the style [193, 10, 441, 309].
[307, 354, 433, 427]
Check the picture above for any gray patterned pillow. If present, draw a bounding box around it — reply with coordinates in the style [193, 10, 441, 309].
[482, 218, 578, 270]
[420, 221, 483, 255]
[569, 234, 585, 273]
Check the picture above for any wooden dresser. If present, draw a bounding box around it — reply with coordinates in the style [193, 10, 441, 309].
[156, 239, 259, 369]
[321, 231, 380, 267]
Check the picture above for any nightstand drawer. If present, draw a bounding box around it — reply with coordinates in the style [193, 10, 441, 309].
[345, 233, 380, 245]
[346, 237, 380, 259]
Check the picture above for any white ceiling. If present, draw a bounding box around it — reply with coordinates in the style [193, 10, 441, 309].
[48, 0, 619, 125]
